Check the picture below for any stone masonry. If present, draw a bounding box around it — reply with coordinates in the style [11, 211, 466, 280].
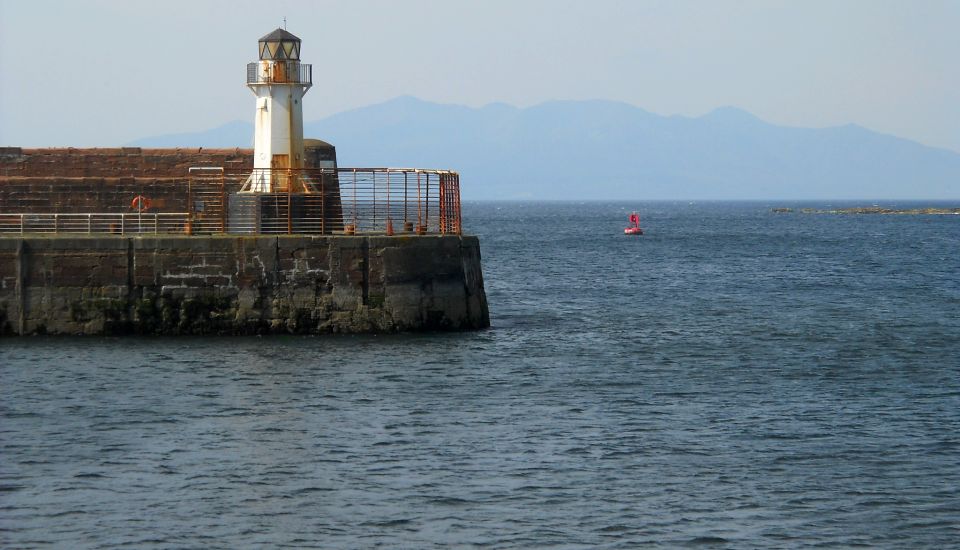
[0, 234, 489, 335]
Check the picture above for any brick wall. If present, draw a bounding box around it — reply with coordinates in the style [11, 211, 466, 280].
[0, 145, 338, 214]
[0, 148, 252, 214]
[1, 147, 253, 178]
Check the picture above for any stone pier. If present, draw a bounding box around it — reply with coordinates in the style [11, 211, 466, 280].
[0, 235, 488, 335]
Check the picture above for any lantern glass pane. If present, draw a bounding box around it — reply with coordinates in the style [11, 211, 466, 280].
[266, 41, 280, 58]
[282, 41, 295, 59]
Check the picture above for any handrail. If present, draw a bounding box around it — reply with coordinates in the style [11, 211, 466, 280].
[0, 212, 190, 235]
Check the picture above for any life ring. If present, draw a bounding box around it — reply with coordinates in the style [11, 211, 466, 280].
[131, 195, 150, 212]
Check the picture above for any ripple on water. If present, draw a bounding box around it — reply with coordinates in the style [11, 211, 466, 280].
[2, 202, 960, 547]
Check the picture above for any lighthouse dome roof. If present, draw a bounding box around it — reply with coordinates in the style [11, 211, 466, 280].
[257, 28, 302, 60]
[259, 28, 301, 42]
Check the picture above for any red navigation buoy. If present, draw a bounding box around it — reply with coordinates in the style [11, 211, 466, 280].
[624, 212, 643, 235]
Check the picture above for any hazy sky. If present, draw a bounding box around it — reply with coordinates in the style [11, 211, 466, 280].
[1, 0, 958, 151]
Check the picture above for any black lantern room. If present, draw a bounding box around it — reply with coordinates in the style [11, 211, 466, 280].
[258, 28, 301, 61]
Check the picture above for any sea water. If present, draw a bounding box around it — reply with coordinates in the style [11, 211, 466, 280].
[2, 201, 958, 547]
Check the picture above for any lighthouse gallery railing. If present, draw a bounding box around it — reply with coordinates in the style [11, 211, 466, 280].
[246, 62, 312, 86]
[0, 167, 462, 236]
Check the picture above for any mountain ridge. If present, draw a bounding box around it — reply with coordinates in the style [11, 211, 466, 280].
[127, 97, 960, 200]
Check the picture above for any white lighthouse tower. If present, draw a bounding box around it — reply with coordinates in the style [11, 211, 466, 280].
[243, 28, 312, 192]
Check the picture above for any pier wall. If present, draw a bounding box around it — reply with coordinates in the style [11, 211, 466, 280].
[0, 148, 253, 213]
[0, 235, 488, 335]
[0, 147, 253, 178]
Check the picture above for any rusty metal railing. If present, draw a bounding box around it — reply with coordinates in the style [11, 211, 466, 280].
[0, 167, 462, 236]
[189, 167, 461, 235]
[335, 168, 461, 236]
[246, 62, 312, 86]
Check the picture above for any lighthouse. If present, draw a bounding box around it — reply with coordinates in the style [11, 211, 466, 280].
[243, 28, 312, 192]
[230, 27, 336, 233]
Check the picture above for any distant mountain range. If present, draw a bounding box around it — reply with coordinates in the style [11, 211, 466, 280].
[129, 96, 960, 200]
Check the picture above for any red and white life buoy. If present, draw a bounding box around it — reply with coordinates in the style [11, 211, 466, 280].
[131, 195, 150, 212]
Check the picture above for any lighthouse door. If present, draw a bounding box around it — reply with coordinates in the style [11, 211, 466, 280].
[272, 154, 290, 192]
[272, 154, 290, 169]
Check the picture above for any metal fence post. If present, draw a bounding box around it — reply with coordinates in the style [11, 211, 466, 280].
[439, 174, 446, 235]
[456, 174, 462, 235]
[220, 173, 226, 233]
[287, 175, 293, 234]
[385, 170, 393, 235]
[186, 175, 193, 235]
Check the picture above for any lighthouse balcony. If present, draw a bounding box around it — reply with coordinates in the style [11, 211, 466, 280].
[246, 62, 312, 86]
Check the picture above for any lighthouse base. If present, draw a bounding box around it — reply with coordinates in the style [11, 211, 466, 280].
[228, 193, 336, 234]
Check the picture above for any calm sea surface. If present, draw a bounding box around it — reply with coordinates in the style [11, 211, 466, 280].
[2, 201, 959, 548]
